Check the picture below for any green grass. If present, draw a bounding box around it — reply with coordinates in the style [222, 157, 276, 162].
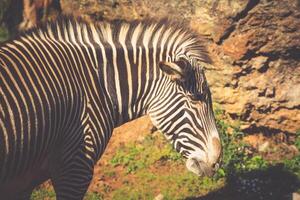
[31, 188, 103, 200]
[31, 187, 56, 200]
[0, 26, 9, 42]
[215, 107, 300, 178]
[107, 133, 223, 199]
[283, 130, 300, 178]
[214, 107, 269, 178]
[110, 134, 183, 174]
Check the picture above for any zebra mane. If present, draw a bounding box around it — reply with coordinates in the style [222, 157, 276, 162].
[20, 15, 212, 65]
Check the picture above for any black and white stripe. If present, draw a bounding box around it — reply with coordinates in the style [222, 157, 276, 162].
[0, 17, 221, 199]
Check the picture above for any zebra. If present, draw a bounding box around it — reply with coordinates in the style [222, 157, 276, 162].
[0, 17, 222, 199]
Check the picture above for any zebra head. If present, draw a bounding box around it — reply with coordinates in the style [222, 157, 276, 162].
[149, 57, 222, 177]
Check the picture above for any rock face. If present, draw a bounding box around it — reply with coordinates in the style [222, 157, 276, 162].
[206, 0, 300, 135]
[2, 0, 300, 135]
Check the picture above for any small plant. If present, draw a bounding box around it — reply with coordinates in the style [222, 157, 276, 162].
[84, 192, 103, 200]
[214, 106, 269, 179]
[294, 130, 300, 150]
[110, 144, 145, 173]
[31, 187, 103, 200]
[110, 134, 183, 174]
[31, 187, 56, 200]
[0, 26, 9, 42]
[283, 130, 300, 177]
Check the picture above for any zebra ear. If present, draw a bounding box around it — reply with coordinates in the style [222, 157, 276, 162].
[159, 60, 188, 82]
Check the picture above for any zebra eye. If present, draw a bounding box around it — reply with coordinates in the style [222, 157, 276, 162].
[175, 60, 188, 69]
[189, 95, 199, 102]
[188, 95, 201, 104]
[189, 93, 206, 102]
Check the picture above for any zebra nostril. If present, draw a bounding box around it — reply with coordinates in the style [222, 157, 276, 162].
[212, 162, 219, 171]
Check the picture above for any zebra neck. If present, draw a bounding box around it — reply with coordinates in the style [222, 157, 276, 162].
[100, 56, 159, 127]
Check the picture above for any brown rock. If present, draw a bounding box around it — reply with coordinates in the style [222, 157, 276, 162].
[251, 56, 269, 71]
[222, 31, 255, 60]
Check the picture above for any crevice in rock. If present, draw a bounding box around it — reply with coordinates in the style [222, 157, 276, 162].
[284, 47, 300, 61]
[216, 24, 236, 45]
[257, 53, 279, 63]
[243, 125, 293, 137]
[273, 105, 300, 112]
[240, 50, 257, 61]
[257, 63, 269, 73]
[257, 105, 272, 114]
[233, 66, 253, 79]
[257, 46, 300, 62]
[217, 0, 260, 45]
[228, 112, 240, 120]
[232, 0, 260, 22]
[240, 103, 254, 121]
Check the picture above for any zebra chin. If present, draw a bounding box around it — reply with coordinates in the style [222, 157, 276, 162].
[185, 158, 217, 177]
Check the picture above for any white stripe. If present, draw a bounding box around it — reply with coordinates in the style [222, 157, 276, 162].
[81, 23, 98, 69]
[131, 23, 143, 64]
[159, 27, 172, 61]
[152, 25, 164, 79]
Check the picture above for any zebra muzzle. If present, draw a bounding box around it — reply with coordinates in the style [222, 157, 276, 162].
[185, 158, 215, 177]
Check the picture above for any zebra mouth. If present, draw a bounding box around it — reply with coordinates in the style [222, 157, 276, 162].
[185, 158, 214, 177]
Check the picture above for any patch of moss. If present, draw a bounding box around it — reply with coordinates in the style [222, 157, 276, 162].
[31, 187, 103, 200]
[110, 134, 183, 174]
[31, 187, 56, 200]
[0, 26, 9, 42]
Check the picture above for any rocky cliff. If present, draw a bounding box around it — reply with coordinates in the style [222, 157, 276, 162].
[2, 0, 300, 135]
[203, 0, 300, 135]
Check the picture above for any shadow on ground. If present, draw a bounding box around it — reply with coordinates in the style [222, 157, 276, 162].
[187, 165, 300, 200]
